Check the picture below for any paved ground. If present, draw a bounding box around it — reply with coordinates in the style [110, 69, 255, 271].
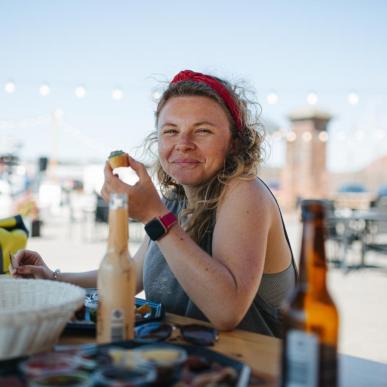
[26, 211, 387, 364]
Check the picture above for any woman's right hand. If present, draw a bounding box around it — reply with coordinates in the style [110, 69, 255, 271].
[10, 249, 54, 280]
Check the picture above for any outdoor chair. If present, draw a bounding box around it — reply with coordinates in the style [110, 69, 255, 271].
[362, 196, 387, 259]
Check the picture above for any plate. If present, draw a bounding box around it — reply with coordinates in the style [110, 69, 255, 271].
[65, 289, 164, 334]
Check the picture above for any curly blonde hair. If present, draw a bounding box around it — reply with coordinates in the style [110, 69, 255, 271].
[145, 75, 265, 243]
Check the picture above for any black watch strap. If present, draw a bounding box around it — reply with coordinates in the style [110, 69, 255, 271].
[144, 212, 177, 241]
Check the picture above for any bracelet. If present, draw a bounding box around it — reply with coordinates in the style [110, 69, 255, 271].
[53, 269, 61, 281]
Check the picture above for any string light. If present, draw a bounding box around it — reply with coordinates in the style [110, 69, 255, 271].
[306, 92, 318, 105]
[347, 92, 359, 105]
[319, 131, 329, 142]
[4, 81, 16, 94]
[151, 90, 162, 102]
[286, 131, 297, 142]
[39, 83, 50, 96]
[112, 88, 124, 101]
[74, 85, 86, 98]
[2, 80, 387, 111]
[266, 91, 279, 105]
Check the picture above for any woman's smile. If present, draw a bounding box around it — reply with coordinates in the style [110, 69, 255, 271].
[170, 158, 203, 167]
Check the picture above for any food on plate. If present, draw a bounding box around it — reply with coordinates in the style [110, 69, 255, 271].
[73, 293, 154, 324]
[178, 355, 238, 386]
[134, 345, 188, 384]
[138, 348, 184, 363]
[108, 150, 129, 169]
[136, 303, 152, 317]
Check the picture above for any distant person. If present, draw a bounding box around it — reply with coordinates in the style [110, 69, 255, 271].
[11, 70, 296, 336]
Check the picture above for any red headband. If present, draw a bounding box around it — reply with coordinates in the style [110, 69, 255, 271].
[170, 70, 243, 131]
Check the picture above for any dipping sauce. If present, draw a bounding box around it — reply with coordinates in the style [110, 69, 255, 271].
[20, 352, 81, 377]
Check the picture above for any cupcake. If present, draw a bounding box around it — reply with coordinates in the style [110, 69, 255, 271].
[108, 150, 129, 169]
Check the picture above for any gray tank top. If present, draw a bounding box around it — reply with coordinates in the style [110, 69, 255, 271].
[143, 179, 297, 337]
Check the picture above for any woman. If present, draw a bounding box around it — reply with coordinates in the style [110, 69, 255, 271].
[12, 70, 296, 337]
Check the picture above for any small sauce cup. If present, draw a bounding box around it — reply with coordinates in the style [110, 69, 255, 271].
[29, 372, 91, 387]
[91, 365, 156, 386]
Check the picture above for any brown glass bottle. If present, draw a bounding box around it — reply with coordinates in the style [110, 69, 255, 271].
[97, 193, 136, 344]
[281, 200, 339, 387]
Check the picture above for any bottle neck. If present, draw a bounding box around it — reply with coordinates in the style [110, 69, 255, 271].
[107, 199, 129, 256]
[298, 218, 328, 293]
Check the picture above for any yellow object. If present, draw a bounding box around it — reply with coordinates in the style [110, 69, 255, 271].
[0, 215, 28, 274]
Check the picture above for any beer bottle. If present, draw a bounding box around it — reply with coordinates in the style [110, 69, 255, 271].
[97, 193, 136, 344]
[281, 199, 339, 387]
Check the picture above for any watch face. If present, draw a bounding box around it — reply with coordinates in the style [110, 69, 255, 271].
[144, 219, 166, 241]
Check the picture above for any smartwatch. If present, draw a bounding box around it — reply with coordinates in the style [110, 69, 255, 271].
[144, 212, 177, 241]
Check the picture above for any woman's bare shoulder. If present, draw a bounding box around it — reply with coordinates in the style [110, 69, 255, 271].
[222, 177, 277, 209]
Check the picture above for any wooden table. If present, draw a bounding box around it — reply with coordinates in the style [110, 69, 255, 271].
[59, 313, 387, 387]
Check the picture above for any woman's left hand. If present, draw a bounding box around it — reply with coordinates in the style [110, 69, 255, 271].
[100, 155, 168, 223]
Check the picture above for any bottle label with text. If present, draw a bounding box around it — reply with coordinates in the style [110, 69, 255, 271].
[110, 308, 125, 342]
[286, 330, 319, 387]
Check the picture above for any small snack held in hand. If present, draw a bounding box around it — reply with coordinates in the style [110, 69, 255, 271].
[108, 150, 129, 169]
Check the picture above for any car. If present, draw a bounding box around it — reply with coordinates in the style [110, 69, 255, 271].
[338, 183, 367, 193]
[377, 185, 387, 197]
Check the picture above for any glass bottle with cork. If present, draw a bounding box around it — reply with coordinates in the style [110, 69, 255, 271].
[280, 199, 339, 387]
[97, 192, 136, 344]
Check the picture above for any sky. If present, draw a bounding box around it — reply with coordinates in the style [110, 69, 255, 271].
[1, 0, 387, 172]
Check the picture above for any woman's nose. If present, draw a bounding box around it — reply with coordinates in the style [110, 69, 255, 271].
[175, 133, 195, 151]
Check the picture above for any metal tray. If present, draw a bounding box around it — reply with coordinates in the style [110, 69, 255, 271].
[0, 342, 250, 387]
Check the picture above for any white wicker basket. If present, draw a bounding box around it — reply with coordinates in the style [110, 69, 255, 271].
[0, 278, 85, 360]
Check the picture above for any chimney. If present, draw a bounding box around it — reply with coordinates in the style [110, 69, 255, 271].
[281, 107, 332, 209]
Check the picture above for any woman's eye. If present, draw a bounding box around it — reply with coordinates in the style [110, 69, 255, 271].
[196, 128, 212, 134]
[162, 128, 178, 135]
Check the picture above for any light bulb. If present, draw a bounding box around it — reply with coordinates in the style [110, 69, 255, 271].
[39, 84, 50, 96]
[307, 92, 318, 105]
[4, 81, 16, 93]
[319, 131, 329, 142]
[287, 131, 297, 142]
[151, 90, 162, 101]
[347, 92, 359, 105]
[112, 88, 124, 100]
[266, 92, 279, 105]
[74, 85, 86, 98]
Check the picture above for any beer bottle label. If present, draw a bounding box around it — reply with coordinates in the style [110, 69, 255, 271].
[110, 308, 125, 342]
[286, 330, 319, 387]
